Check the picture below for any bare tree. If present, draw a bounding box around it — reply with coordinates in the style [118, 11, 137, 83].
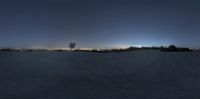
[69, 42, 76, 51]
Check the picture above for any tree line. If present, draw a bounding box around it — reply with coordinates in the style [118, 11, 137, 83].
[0, 42, 193, 52]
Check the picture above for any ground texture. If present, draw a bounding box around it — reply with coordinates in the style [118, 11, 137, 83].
[0, 51, 200, 99]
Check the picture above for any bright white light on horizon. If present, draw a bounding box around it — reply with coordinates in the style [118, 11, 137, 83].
[113, 44, 153, 48]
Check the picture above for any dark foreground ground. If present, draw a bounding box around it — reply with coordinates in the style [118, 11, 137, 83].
[0, 51, 200, 99]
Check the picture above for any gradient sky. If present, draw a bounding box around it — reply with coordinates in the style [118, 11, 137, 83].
[0, 0, 200, 48]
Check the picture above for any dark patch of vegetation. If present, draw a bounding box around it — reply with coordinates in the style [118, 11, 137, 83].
[0, 44, 193, 53]
[161, 45, 192, 52]
[0, 48, 48, 52]
[0, 48, 19, 52]
[74, 45, 192, 53]
[21, 49, 48, 52]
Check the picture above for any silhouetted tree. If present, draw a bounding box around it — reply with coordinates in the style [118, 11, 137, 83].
[69, 42, 76, 51]
[168, 45, 177, 50]
[160, 45, 178, 52]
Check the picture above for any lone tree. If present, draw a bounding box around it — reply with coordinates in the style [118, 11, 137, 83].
[168, 45, 177, 50]
[165, 45, 178, 51]
[69, 42, 76, 51]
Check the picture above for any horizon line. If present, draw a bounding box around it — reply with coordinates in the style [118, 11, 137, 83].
[0, 45, 199, 50]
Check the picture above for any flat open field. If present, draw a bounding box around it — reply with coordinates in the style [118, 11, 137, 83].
[0, 51, 200, 99]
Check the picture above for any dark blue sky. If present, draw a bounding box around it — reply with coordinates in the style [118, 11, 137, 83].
[0, 0, 200, 48]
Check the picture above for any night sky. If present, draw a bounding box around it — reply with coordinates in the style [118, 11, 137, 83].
[0, 0, 200, 49]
